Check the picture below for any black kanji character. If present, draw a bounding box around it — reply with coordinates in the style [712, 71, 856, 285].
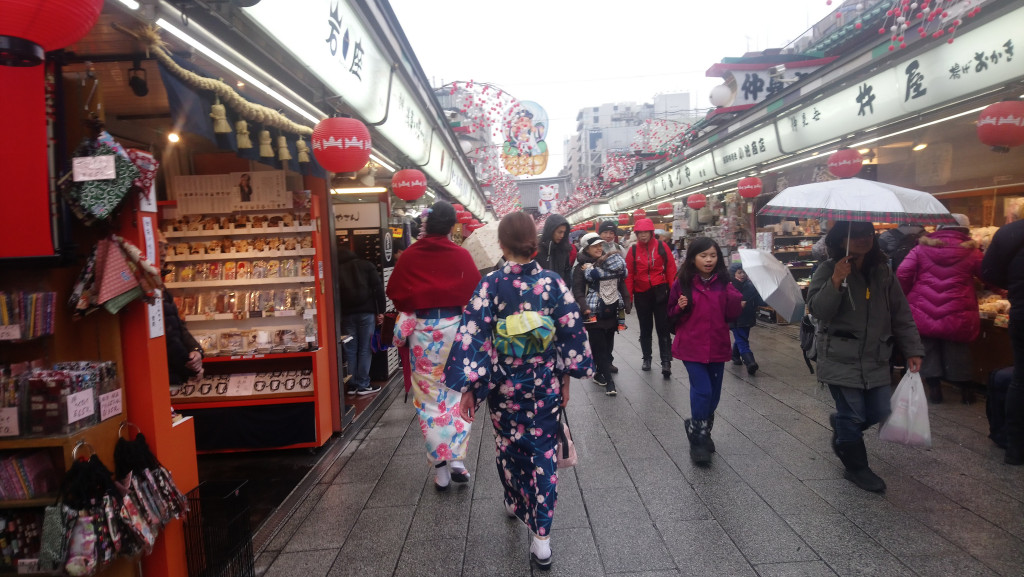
[741, 73, 765, 101]
[904, 60, 927, 101]
[974, 51, 989, 73]
[857, 83, 876, 115]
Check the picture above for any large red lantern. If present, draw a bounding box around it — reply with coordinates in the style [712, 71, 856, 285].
[391, 169, 428, 201]
[452, 204, 465, 211]
[0, 0, 103, 66]
[632, 208, 646, 219]
[657, 202, 673, 217]
[738, 176, 763, 199]
[311, 117, 372, 173]
[617, 213, 630, 225]
[978, 101, 1024, 152]
[827, 148, 863, 179]
[457, 211, 473, 224]
[687, 194, 707, 210]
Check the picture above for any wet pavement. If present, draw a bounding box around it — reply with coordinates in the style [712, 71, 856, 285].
[253, 320, 1024, 577]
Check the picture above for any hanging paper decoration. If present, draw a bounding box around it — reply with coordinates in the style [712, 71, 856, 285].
[457, 211, 474, 224]
[452, 204, 465, 211]
[618, 213, 630, 225]
[601, 151, 637, 183]
[311, 117, 371, 173]
[295, 137, 310, 163]
[738, 176, 763, 199]
[210, 95, 231, 134]
[235, 120, 253, 149]
[827, 148, 863, 178]
[501, 100, 550, 176]
[258, 130, 274, 158]
[845, 0, 983, 51]
[391, 168, 428, 201]
[0, 0, 103, 65]
[657, 202, 673, 217]
[631, 119, 692, 158]
[687, 194, 707, 210]
[977, 100, 1024, 152]
[277, 135, 292, 161]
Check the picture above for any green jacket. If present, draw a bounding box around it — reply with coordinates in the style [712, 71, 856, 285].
[807, 260, 923, 389]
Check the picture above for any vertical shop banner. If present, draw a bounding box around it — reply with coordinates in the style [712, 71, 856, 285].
[148, 292, 165, 339]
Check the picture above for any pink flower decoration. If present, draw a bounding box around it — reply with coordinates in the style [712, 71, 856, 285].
[415, 357, 433, 374]
[455, 419, 464, 433]
[432, 331, 444, 343]
[436, 443, 452, 460]
[435, 413, 452, 427]
[438, 400, 447, 413]
[533, 284, 544, 295]
[412, 345, 424, 357]
[401, 318, 416, 334]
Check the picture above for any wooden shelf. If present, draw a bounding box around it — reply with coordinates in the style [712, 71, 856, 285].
[171, 392, 314, 408]
[166, 276, 314, 289]
[202, 351, 317, 363]
[165, 248, 316, 262]
[164, 225, 315, 238]
[0, 496, 57, 509]
[183, 309, 315, 323]
[0, 416, 121, 455]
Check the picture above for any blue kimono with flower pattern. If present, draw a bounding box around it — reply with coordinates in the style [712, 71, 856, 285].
[442, 260, 593, 537]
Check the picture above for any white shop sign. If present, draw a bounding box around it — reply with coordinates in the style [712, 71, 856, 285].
[721, 64, 827, 107]
[712, 124, 781, 175]
[376, 80, 431, 165]
[777, 5, 1024, 153]
[333, 203, 380, 228]
[243, 0, 388, 122]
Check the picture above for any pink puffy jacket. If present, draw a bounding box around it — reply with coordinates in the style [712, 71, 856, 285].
[896, 229, 982, 342]
[668, 276, 743, 363]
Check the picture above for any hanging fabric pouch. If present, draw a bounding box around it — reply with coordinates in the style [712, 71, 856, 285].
[555, 414, 578, 468]
[38, 503, 78, 572]
[64, 143, 140, 223]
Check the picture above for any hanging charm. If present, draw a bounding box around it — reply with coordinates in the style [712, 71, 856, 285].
[235, 120, 252, 149]
[295, 137, 310, 163]
[277, 135, 292, 161]
[258, 129, 273, 158]
[209, 94, 231, 134]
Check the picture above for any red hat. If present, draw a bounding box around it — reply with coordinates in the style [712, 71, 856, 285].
[633, 218, 655, 232]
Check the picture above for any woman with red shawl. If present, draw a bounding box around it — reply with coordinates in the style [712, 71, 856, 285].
[389, 201, 482, 491]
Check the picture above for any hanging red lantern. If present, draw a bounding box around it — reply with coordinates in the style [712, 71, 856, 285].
[687, 194, 707, 210]
[977, 100, 1024, 152]
[584, 221, 595, 229]
[827, 148, 864, 178]
[617, 213, 630, 225]
[632, 208, 646, 219]
[457, 211, 473, 224]
[391, 169, 428, 201]
[0, 0, 103, 66]
[657, 202, 673, 217]
[738, 176, 763, 199]
[452, 204, 465, 211]
[311, 117, 372, 173]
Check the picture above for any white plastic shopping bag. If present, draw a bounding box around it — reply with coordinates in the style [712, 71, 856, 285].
[879, 372, 932, 448]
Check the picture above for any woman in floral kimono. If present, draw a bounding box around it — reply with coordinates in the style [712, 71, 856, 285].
[444, 212, 593, 570]
[389, 201, 481, 491]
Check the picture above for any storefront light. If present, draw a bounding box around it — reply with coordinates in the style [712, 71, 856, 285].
[167, 132, 180, 143]
[154, 17, 321, 125]
[331, 186, 387, 194]
[912, 142, 928, 151]
[369, 153, 396, 173]
[116, 0, 140, 9]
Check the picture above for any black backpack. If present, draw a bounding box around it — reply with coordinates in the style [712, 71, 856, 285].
[889, 230, 922, 272]
[799, 314, 818, 374]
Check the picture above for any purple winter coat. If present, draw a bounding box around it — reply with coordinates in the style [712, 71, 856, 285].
[668, 276, 743, 363]
[896, 229, 982, 342]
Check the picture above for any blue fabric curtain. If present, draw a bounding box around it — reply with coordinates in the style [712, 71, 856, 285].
[158, 54, 326, 179]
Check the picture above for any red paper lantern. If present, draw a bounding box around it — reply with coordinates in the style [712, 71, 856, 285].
[311, 117, 372, 173]
[978, 101, 1024, 152]
[584, 221, 594, 229]
[391, 169, 428, 201]
[827, 148, 864, 178]
[687, 194, 707, 210]
[452, 204, 465, 211]
[738, 176, 763, 199]
[657, 202, 673, 216]
[457, 211, 473, 224]
[0, 0, 103, 66]
[632, 208, 646, 219]
[617, 213, 630, 225]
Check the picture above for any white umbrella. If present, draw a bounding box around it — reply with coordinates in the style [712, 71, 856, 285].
[758, 178, 956, 226]
[460, 221, 503, 271]
[738, 249, 805, 324]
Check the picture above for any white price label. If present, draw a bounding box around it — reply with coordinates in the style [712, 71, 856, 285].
[303, 309, 315, 319]
[67, 389, 96, 424]
[148, 293, 165, 339]
[228, 373, 256, 396]
[0, 325, 22, 340]
[0, 407, 19, 437]
[17, 558, 40, 573]
[142, 216, 156, 262]
[72, 155, 116, 182]
[99, 389, 123, 421]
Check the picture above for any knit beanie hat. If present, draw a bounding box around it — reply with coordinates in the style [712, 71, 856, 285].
[598, 220, 619, 236]
[728, 262, 743, 275]
[424, 201, 457, 235]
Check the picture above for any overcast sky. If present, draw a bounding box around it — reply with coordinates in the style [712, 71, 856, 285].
[389, 0, 840, 179]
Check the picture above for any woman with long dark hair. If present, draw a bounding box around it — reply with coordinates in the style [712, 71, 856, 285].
[444, 212, 593, 570]
[667, 236, 742, 465]
[807, 221, 923, 492]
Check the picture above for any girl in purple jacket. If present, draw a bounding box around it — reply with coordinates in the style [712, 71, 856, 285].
[668, 237, 743, 465]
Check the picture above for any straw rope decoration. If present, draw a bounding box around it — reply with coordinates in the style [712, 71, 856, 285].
[132, 24, 316, 137]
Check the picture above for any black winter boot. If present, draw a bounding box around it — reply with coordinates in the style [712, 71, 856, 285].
[661, 361, 672, 378]
[642, 358, 652, 372]
[741, 352, 758, 375]
[605, 375, 617, 397]
[685, 419, 712, 465]
[731, 344, 742, 365]
[706, 414, 716, 453]
[835, 439, 886, 492]
[925, 377, 943, 404]
[829, 413, 840, 459]
[956, 382, 976, 405]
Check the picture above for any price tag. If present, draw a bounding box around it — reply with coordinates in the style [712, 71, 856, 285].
[303, 309, 316, 319]
[72, 155, 115, 182]
[0, 407, 19, 437]
[67, 389, 96, 424]
[142, 216, 156, 262]
[148, 292, 164, 339]
[227, 373, 256, 396]
[318, 260, 324, 280]
[17, 558, 40, 573]
[99, 389, 123, 421]
[139, 183, 157, 213]
[0, 325, 22, 340]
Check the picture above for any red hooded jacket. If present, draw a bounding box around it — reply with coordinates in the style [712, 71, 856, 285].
[625, 239, 677, 294]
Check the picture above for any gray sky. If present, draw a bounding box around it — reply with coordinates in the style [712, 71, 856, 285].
[389, 0, 839, 179]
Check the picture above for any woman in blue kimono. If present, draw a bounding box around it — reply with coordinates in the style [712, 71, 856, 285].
[444, 212, 593, 571]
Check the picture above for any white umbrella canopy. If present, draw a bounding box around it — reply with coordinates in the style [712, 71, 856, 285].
[737, 249, 805, 324]
[758, 178, 957, 226]
[460, 221, 503, 271]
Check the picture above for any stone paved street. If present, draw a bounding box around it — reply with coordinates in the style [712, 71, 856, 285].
[255, 322, 1024, 577]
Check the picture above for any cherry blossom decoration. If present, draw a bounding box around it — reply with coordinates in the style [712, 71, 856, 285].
[830, 0, 982, 50]
[631, 119, 692, 158]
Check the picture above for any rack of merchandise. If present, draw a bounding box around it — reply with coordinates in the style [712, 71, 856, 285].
[162, 183, 332, 453]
